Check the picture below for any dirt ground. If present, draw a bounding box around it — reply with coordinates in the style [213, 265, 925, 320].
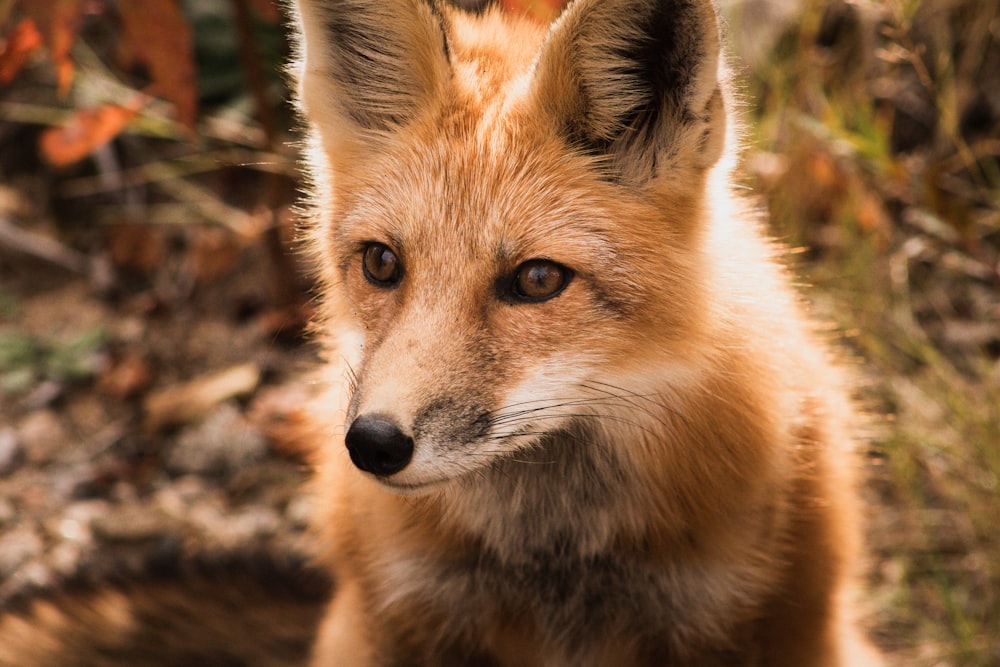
[0, 206, 324, 610]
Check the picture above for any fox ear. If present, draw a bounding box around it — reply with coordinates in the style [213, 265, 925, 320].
[528, 0, 726, 182]
[290, 0, 451, 158]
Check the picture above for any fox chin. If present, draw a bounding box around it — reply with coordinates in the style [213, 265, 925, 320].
[289, 0, 886, 665]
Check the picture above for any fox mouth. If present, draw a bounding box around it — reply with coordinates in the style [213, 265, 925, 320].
[351, 381, 643, 492]
[374, 476, 446, 495]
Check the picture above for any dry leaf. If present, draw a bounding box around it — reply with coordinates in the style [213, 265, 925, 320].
[188, 227, 241, 286]
[39, 97, 144, 167]
[106, 223, 167, 276]
[856, 191, 891, 235]
[96, 352, 155, 400]
[0, 18, 44, 84]
[20, 0, 83, 95]
[256, 304, 310, 342]
[118, 0, 197, 130]
[143, 362, 261, 433]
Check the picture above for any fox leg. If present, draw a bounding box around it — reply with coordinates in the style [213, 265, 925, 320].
[310, 579, 375, 667]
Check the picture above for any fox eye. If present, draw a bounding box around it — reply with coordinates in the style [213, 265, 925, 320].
[510, 259, 572, 302]
[362, 243, 402, 287]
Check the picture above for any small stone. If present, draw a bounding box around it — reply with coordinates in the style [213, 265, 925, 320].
[51, 501, 105, 546]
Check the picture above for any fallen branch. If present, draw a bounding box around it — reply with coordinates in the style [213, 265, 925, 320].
[0, 215, 88, 273]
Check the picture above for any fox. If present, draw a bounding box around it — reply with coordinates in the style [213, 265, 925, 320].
[290, 0, 884, 665]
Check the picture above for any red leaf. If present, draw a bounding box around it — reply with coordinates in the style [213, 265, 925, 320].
[106, 222, 167, 275]
[247, 0, 282, 24]
[39, 96, 145, 167]
[96, 351, 155, 400]
[118, 0, 197, 130]
[0, 18, 43, 84]
[20, 0, 83, 95]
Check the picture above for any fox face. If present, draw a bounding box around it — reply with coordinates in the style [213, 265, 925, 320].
[292, 0, 729, 493]
[331, 133, 683, 492]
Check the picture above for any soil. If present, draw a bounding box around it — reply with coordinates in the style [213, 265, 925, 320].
[0, 219, 325, 611]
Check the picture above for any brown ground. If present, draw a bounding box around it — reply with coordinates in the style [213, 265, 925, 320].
[0, 110, 330, 611]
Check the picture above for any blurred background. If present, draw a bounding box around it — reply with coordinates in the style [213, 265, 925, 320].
[0, 0, 997, 664]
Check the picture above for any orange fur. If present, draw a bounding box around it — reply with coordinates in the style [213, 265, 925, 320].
[289, 0, 884, 664]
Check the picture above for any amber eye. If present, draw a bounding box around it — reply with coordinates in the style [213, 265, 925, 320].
[362, 243, 402, 287]
[510, 259, 572, 302]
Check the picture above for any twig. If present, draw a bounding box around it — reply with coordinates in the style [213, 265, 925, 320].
[56, 148, 294, 199]
[229, 0, 301, 309]
[0, 216, 88, 273]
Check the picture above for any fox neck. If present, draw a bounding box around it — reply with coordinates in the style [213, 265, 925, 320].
[434, 420, 654, 565]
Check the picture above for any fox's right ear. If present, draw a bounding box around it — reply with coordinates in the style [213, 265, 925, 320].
[289, 0, 452, 163]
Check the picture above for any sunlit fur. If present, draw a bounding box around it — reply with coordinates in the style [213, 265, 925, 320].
[289, 0, 884, 664]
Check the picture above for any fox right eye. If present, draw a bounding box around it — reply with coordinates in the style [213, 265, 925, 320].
[501, 259, 573, 303]
[362, 243, 403, 287]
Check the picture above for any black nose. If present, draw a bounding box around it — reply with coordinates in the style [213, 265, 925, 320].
[345, 414, 414, 476]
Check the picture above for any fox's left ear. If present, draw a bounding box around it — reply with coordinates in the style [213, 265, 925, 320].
[289, 0, 452, 166]
[526, 0, 726, 183]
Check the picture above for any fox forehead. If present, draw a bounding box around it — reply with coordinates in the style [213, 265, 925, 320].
[310, 3, 706, 327]
[317, 6, 653, 269]
[330, 123, 641, 273]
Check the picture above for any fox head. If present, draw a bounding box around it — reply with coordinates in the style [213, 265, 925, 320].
[290, 0, 730, 493]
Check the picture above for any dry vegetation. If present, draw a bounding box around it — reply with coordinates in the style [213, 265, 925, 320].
[732, 0, 1000, 663]
[0, 0, 997, 664]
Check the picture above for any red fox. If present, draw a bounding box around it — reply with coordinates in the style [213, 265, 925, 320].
[290, 0, 884, 665]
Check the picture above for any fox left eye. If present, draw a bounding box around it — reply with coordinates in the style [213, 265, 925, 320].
[509, 259, 572, 302]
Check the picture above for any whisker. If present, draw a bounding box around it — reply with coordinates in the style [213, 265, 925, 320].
[578, 381, 680, 431]
[484, 412, 660, 440]
[343, 360, 360, 396]
[488, 397, 646, 425]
